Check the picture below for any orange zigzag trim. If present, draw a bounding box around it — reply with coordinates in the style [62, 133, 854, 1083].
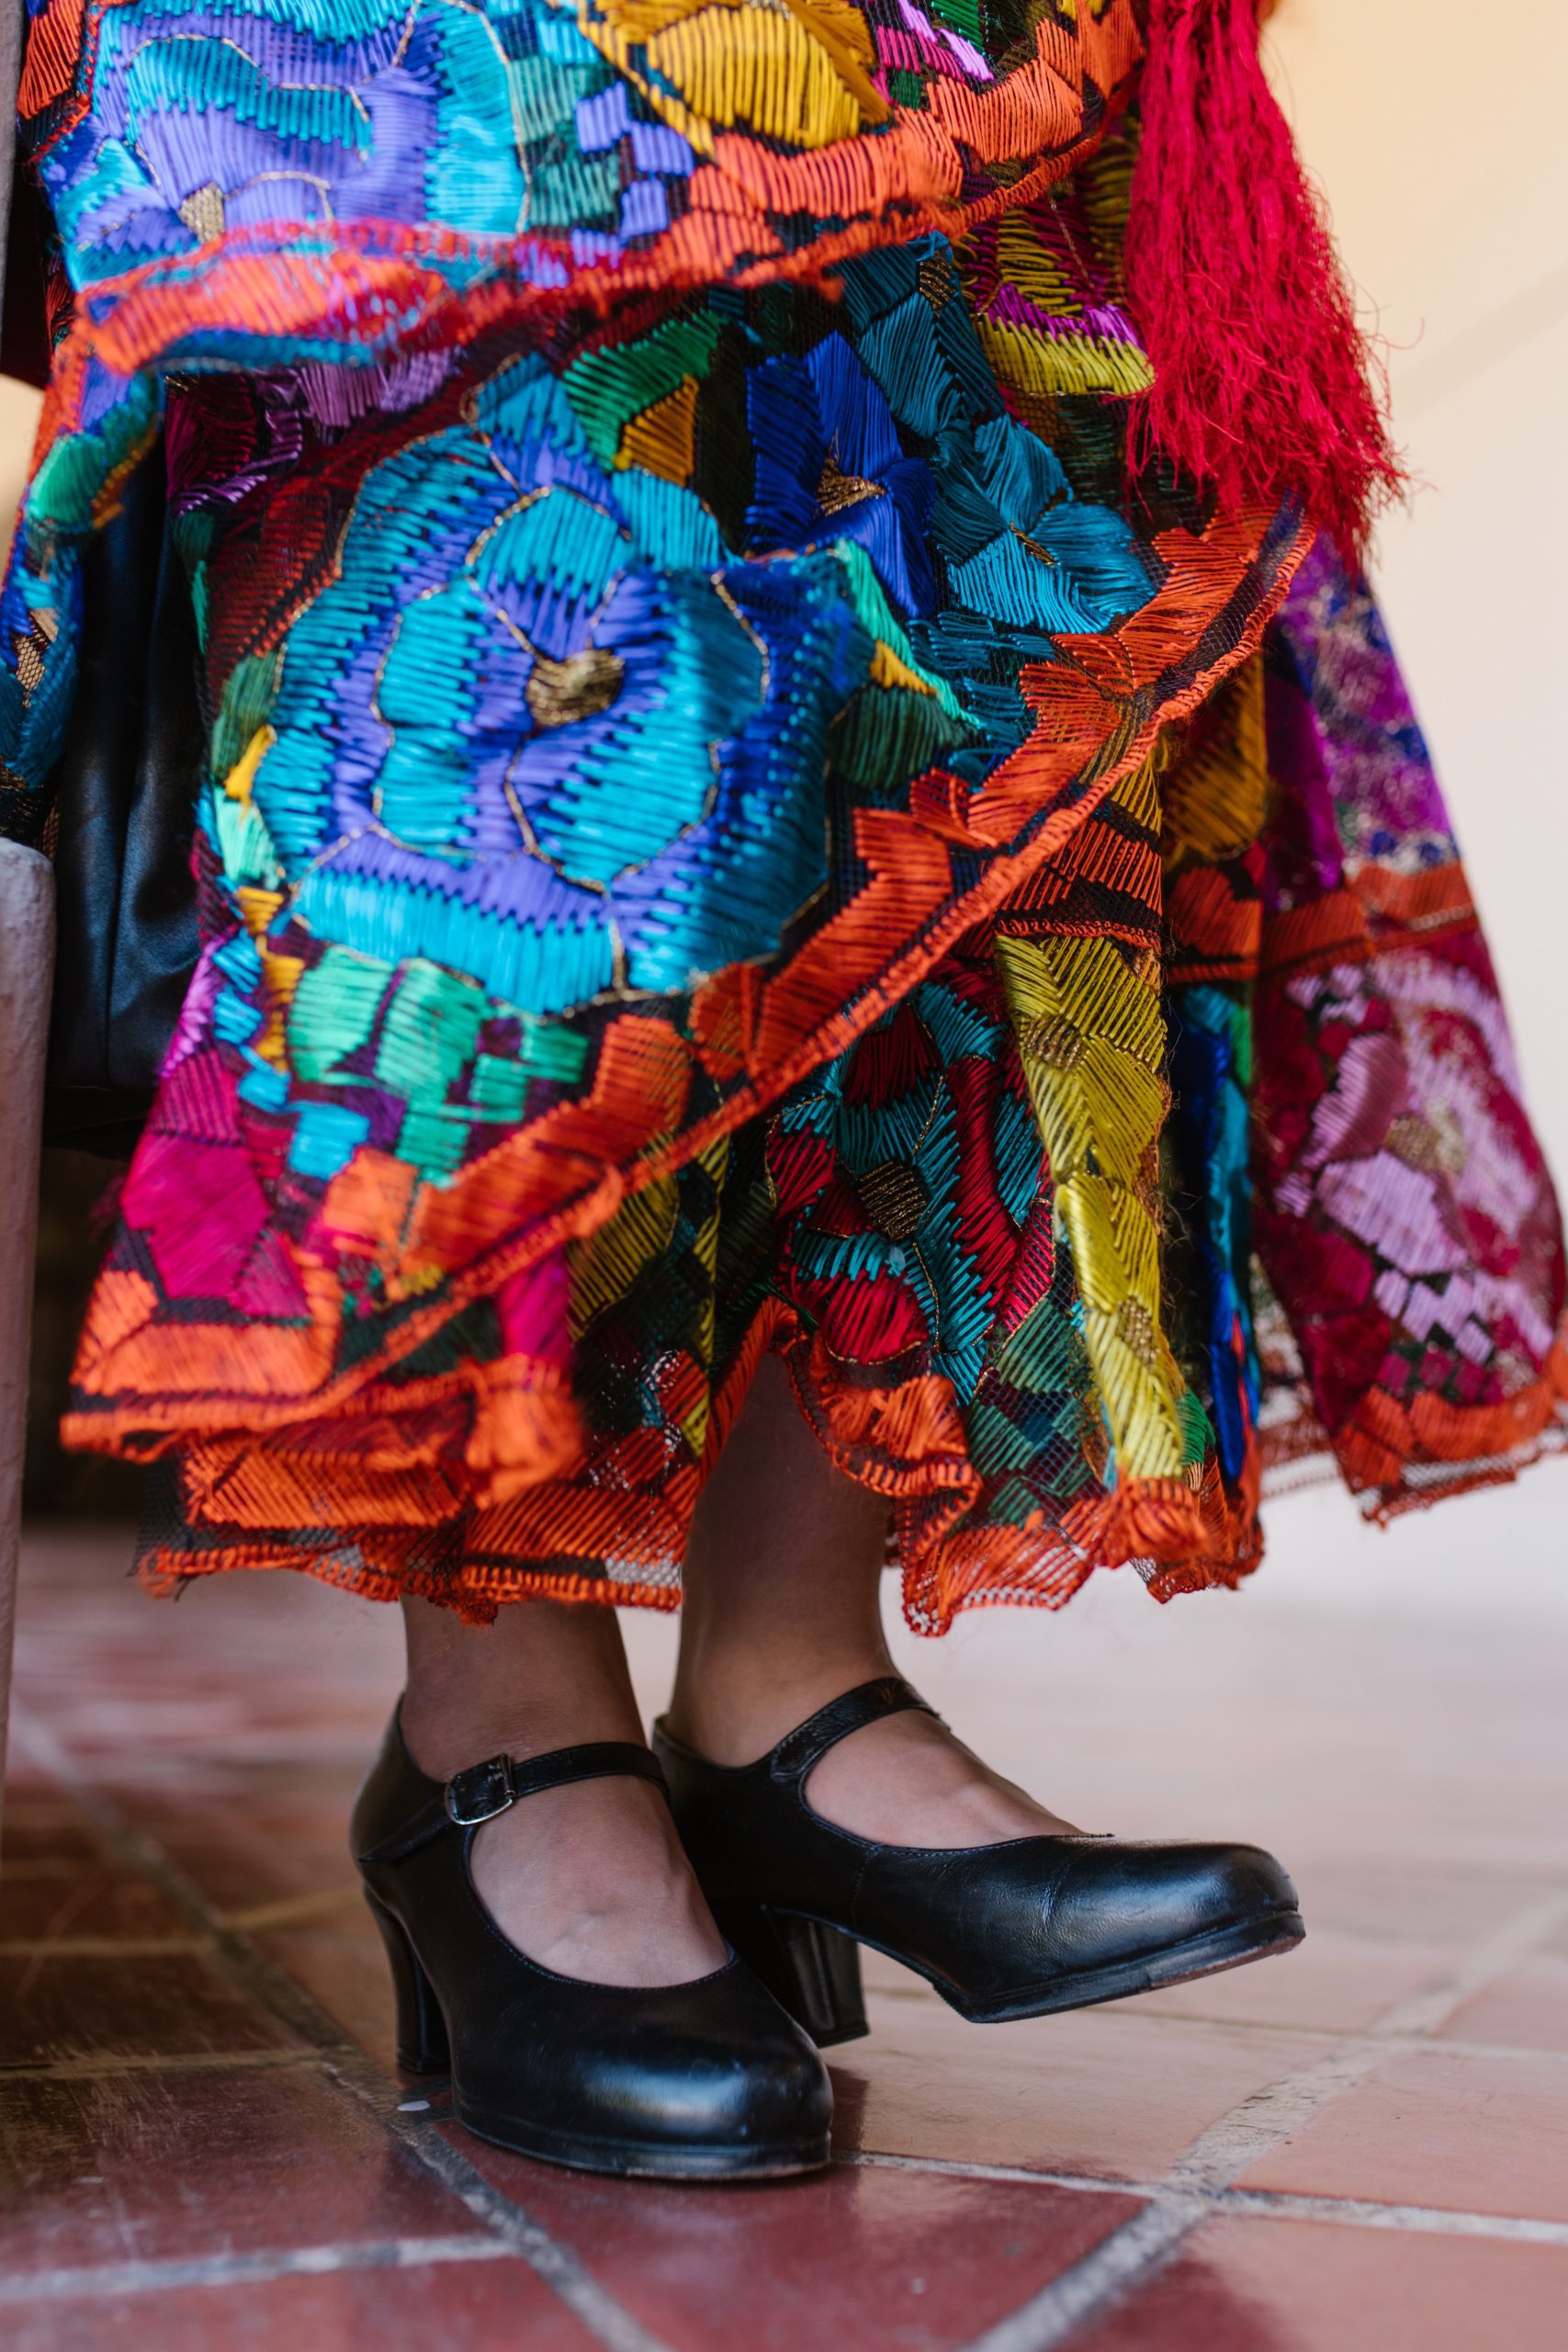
[64, 506, 1313, 1467]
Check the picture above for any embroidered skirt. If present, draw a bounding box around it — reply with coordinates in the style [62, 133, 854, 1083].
[6, 0, 1563, 1625]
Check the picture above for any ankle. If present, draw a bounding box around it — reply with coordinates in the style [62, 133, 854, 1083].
[400, 1596, 645, 1781]
[666, 1643, 897, 1767]
[399, 1692, 546, 1783]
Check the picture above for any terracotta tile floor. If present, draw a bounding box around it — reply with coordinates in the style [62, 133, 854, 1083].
[3, 1488, 1567, 2351]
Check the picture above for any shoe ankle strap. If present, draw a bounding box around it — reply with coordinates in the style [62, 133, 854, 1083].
[362, 1735, 666, 1861]
[446, 1741, 666, 1826]
[771, 1678, 940, 1786]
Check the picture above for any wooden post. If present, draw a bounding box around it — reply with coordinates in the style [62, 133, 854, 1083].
[0, 843, 54, 1828]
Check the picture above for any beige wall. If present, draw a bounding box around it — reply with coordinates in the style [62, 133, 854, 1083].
[0, 376, 41, 529]
[1269, 0, 1568, 1171]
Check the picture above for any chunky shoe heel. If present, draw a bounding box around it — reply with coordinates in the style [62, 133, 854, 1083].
[365, 1891, 450, 2075]
[716, 1903, 867, 2048]
[656, 1678, 1304, 2035]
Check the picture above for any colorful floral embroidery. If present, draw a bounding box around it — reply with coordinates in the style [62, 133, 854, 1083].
[3, 0, 1559, 1621]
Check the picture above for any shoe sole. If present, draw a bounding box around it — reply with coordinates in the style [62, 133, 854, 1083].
[454, 2102, 832, 2181]
[373, 1890, 832, 2182]
[772, 1904, 1306, 2042]
[942, 1904, 1307, 2022]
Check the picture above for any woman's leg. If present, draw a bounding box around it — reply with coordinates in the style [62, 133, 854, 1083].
[667, 1357, 1078, 1843]
[396, 1349, 1070, 1995]
[400, 1595, 725, 1984]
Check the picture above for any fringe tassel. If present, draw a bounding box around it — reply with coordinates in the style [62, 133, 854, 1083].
[1125, 0, 1402, 559]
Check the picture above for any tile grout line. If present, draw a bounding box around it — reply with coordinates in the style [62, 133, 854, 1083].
[300, 2112, 681, 2352]
[10, 1709, 680, 2352]
[1215, 2188, 1568, 2247]
[14, 1700, 1566, 2345]
[841, 2151, 1568, 2246]
[841, 2149, 1142, 2200]
[1, 2048, 330, 2081]
[0, 2234, 513, 2308]
[861, 1984, 1568, 2068]
[1371, 1894, 1568, 2035]
[9, 1718, 376, 2062]
[0, 1937, 213, 1956]
[953, 1883, 1568, 2352]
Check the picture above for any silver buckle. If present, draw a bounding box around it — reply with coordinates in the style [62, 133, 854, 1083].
[445, 1755, 515, 1826]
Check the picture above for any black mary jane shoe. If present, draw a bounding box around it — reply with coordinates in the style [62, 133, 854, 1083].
[351, 1712, 832, 2178]
[652, 1677, 1304, 2047]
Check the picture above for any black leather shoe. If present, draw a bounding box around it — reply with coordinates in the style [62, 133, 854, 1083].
[652, 1678, 1304, 2046]
[352, 1713, 832, 2177]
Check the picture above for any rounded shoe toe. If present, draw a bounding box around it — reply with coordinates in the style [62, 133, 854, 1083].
[459, 1959, 831, 2175]
[1057, 1838, 1300, 1963]
[604, 1984, 832, 2159]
